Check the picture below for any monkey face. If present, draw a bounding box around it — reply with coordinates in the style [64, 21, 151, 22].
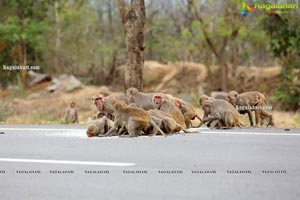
[125, 88, 138, 103]
[227, 95, 236, 104]
[153, 95, 162, 107]
[70, 102, 76, 108]
[91, 94, 104, 110]
[199, 95, 209, 106]
[86, 124, 98, 137]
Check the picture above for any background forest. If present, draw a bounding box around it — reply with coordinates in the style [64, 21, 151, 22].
[0, 0, 299, 125]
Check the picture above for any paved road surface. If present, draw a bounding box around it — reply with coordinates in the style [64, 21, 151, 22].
[0, 125, 299, 200]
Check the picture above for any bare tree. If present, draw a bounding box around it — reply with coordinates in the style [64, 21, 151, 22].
[118, 0, 145, 91]
[189, 0, 240, 91]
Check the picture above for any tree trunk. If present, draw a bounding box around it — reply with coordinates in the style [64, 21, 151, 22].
[118, 0, 145, 91]
[54, 1, 62, 72]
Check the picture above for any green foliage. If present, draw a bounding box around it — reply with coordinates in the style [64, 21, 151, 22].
[263, 12, 300, 110]
[0, 0, 49, 88]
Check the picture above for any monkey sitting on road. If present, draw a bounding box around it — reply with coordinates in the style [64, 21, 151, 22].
[64, 101, 79, 124]
[152, 95, 186, 128]
[173, 97, 202, 128]
[199, 99, 243, 129]
[147, 109, 190, 134]
[104, 103, 165, 137]
[86, 117, 114, 137]
[91, 94, 126, 120]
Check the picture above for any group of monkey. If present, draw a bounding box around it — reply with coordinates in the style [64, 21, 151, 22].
[70, 87, 275, 138]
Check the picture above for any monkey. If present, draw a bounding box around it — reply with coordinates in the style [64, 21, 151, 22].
[104, 103, 165, 137]
[152, 95, 186, 127]
[227, 91, 274, 126]
[91, 94, 106, 119]
[210, 91, 228, 101]
[86, 116, 114, 137]
[199, 95, 215, 109]
[64, 101, 79, 124]
[91, 94, 126, 120]
[147, 109, 190, 134]
[173, 97, 202, 128]
[198, 95, 220, 127]
[259, 109, 275, 127]
[125, 87, 200, 127]
[199, 99, 243, 129]
[125, 87, 174, 110]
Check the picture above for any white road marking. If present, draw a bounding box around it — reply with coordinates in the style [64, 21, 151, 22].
[0, 128, 298, 137]
[201, 131, 300, 136]
[0, 158, 135, 167]
[0, 128, 83, 131]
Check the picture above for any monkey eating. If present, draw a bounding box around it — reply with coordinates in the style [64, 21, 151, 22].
[199, 99, 243, 129]
[147, 109, 190, 134]
[64, 101, 79, 124]
[104, 103, 166, 137]
[86, 116, 114, 137]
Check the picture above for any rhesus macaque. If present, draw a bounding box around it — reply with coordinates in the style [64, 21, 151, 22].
[199, 99, 243, 128]
[91, 94, 106, 119]
[198, 95, 225, 128]
[228, 91, 273, 126]
[174, 97, 202, 128]
[152, 95, 186, 127]
[210, 91, 228, 101]
[86, 117, 113, 137]
[199, 95, 215, 108]
[64, 101, 79, 124]
[104, 103, 165, 137]
[147, 109, 190, 134]
[125, 87, 173, 110]
[91, 94, 125, 120]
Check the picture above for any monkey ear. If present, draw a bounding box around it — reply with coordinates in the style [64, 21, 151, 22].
[227, 96, 232, 102]
[175, 99, 182, 109]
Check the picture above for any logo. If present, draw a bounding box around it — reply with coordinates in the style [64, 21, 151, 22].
[240, 2, 254, 16]
[240, 1, 299, 16]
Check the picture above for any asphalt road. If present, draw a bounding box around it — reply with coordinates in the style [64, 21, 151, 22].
[0, 125, 299, 200]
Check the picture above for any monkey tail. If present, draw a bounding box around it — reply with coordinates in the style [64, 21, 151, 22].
[150, 119, 166, 136]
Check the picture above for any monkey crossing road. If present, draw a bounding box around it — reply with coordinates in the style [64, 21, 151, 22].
[0, 125, 299, 200]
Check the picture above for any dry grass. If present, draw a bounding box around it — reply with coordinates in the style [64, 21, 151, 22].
[3, 86, 122, 124]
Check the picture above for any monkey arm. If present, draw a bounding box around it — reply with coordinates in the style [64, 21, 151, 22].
[64, 109, 70, 121]
[245, 110, 254, 126]
[104, 125, 118, 137]
[192, 114, 203, 128]
[202, 116, 221, 125]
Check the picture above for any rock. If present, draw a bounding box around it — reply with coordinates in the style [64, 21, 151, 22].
[64, 75, 82, 92]
[28, 71, 51, 87]
[46, 75, 82, 93]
